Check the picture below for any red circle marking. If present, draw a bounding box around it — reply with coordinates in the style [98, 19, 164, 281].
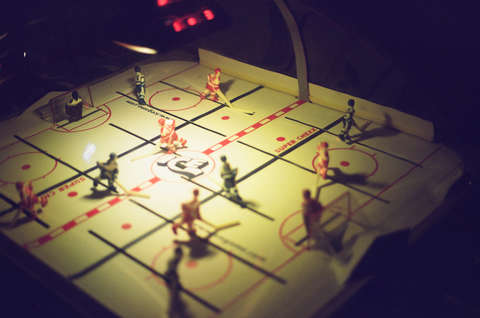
[340, 161, 350, 167]
[221, 116, 230, 120]
[149, 87, 202, 111]
[277, 137, 286, 142]
[67, 191, 78, 197]
[186, 260, 198, 269]
[172, 97, 180, 101]
[51, 105, 112, 133]
[0, 152, 58, 184]
[122, 223, 132, 230]
[150, 244, 233, 291]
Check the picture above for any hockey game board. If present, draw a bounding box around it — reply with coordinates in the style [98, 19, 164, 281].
[0, 57, 463, 317]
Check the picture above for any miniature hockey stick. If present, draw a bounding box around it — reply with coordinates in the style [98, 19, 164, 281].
[115, 180, 150, 198]
[216, 90, 255, 115]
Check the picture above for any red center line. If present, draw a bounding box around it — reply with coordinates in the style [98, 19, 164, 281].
[203, 100, 306, 155]
[23, 100, 308, 250]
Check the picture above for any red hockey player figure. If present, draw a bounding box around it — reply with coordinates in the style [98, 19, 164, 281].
[301, 189, 323, 249]
[13, 181, 48, 224]
[200, 68, 221, 101]
[316, 142, 329, 180]
[158, 118, 187, 154]
[172, 189, 201, 236]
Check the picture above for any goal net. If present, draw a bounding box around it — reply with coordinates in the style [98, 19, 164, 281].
[36, 84, 94, 124]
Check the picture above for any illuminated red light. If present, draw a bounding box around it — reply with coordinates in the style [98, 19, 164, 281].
[204, 10, 214, 20]
[158, 0, 168, 6]
[187, 17, 197, 26]
[173, 22, 182, 32]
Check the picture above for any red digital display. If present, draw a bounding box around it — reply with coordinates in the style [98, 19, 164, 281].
[203, 9, 214, 20]
[164, 6, 215, 33]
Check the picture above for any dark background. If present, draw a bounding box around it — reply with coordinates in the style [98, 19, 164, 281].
[1, 0, 479, 316]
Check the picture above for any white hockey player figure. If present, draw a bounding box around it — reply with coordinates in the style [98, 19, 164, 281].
[200, 68, 221, 101]
[338, 99, 369, 142]
[158, 118, 187, 154]
[135, 66, 146, 105]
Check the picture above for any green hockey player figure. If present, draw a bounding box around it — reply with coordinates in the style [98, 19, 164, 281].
[220, 155, 242, 201]
[135, 66, 146, 105]
[93, 153, 118, 191]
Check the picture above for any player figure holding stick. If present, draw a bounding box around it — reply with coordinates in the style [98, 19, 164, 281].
[200, 68, 221, 101]
[316, 142, 329, 181]
[302, 189, 323, 249]
[11, 181, 48, 226]
[135, 66, 146, 105]
[339, 99, 371, 142]
[220, 155, 242, 202]
[172, 189, 202, 236]
[94, 153, 118, 192]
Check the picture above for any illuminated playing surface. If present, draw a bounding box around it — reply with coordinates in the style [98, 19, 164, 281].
[0, 60, 463, 317]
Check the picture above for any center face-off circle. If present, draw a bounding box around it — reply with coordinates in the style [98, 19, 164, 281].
[150, 244, 233, 292]
[149, 88, 202, 112]
[150, 150, 215, 183]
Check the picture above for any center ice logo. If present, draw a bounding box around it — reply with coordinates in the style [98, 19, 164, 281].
[151, 150, 215, 182]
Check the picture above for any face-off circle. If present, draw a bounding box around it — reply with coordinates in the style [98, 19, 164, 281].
[51, 105, 112, 133]
[312, 147, 379, 178]
[279, 210, 307, 253]
[150, 150, 215, 183]
[0, 152, 57, 184]
[149, 87, 202, 111]
[150, 244, 233, 292]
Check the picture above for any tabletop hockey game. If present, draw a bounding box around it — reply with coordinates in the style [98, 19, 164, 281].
[0, 49, 463, 317]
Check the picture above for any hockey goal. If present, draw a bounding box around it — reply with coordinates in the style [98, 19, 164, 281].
[36, 84, 94, 124]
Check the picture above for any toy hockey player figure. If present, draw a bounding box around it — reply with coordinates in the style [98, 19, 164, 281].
[200, 68, 221, 101]
[338, 99, 365, 142]
[13, 181, 48, 224]
[172, 189, 201, 236]
[165, 246, 185, 317]
[301, 189, 323, 249]
[158, 118, 187, 154]
[65, 91, 83, 122]
[220, 155, 241, 201]
[316, 142, 329, 180]
[135, 66, 146, 105]
[93, 153, 118, 191]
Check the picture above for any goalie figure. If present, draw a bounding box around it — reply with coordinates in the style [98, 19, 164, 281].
[200, 68, 221, 101]
[158, 118, 187, 154]
[65, 91, 83, 122]
[135, 66, 146, 105]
